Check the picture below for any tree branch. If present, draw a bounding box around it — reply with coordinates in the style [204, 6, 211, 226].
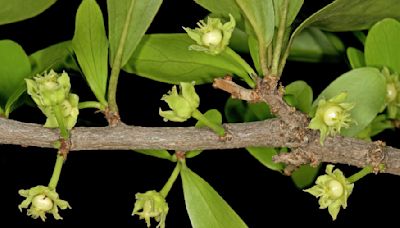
[1, 117, 400, 175]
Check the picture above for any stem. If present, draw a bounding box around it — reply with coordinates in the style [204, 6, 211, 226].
[48, 154, 65, 190]
[107, 0, 136, 115]
[224, 47, 256, 88]
[271, 0, 288, 77]
[53, 105, 69, 139]
[160, 163, 181, 198]
[78, 101, 104, 110]
[267, 44, 273, 69]
[191, 109, 225, 136]
[259, 45, 269, 77]
[347, 166, 373, 183]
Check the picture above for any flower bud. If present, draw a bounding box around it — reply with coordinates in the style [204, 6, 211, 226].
[18, 185, 71, 221]
[132, 190, 169, 228]
[304, 165, 354, 220]
[26, 70, 71, 107]
[381, 67, 400, 118]
[309, 92, 354, 144]
[183, 14, 235, 55]
[159, 82, 199, 122]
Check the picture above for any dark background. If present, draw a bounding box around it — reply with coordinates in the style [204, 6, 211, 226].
[1, 0, 400, 227]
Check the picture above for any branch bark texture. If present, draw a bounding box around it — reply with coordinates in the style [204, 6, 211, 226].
[1, 117, 400, 175]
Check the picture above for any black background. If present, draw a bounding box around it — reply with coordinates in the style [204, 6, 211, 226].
[1, 0, 400, 227]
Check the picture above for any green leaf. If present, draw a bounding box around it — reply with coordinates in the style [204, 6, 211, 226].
[346, 47, 366, 69]
[0, 40, 30, 108]
[273, 0, 303, 27]
[181, 166, 248, 228]
[195, 109, 222, 128]
[289, 27, 344, 63]
[133, 149, 173, 161]
[224, 97, 273, 123]
[0, 0, 56, 25]
[291, 165, 320, 189]
[186, 150, 203, 159]
[224, 98, 247, 123]
[284, 80, 313, 114]
[72, 0, 108, 105]
[193, 0, 242, 22]
[107, 0, 162, 67]
[314, 67, 386, 137]
[124, 34, 249, 84]
[246, 147, 283, 172]
[235, 0, 275, 48]
[297, 0, 400, 33]
[247, 35, 262, 75]
[29, 41, 79, 75]
[365, 18, 400, 74]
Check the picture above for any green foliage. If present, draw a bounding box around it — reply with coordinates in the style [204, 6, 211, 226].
[246, 147, 283, 172]
[133, 149, 173, 161]
[0, 0, 56, 25]
[193, 0, 242, 22]
[291, 165, 320, 189]
[273, 0, 303, 27]
[195, 109, 222, 128]
[295, 0, 400, 33]
[346, 47, 365, 69]
[0, 40, 30, 114]
[313, 67, 386, 137]
[181, 166, 248, 228]
[29, 41, 79, 76]
[124, 34, 249, 84]
[365, 18, 400, 74]
[284, 80, 313, 114]
[289, 28, 344, 63]
[107, 0, 162, 67]
[72, 0, 108, 105]
[235, 0, 275, 49]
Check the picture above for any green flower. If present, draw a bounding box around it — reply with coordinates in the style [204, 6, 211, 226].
[159, 82, 200, 122]
[18, 185, 71, 221]
[183, 14, 235, 55]
[382, 67, 400, 119]
[132, 190, 169, 228]
[26, 70, 71, 107]
[43, 94, 79, 129]
[26, 70, 79, 130]
[309, 92, 354, 144]
[304, 165, 354, 220]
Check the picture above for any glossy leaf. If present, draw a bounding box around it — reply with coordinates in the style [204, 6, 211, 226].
[235, 0, 275, 48]
[181, 166, 248, 228]
[133, 149, 173, 161]
[365, 18, 400, 74]
[289, 27, 344, 63]
[284, 80, 313, 114]
[0, 0, 56, 25]
[195, 109, 222, 128]
[193, 0, 241, 22]
[273, 0, 303, 27]
[291, 165, 320, 189]
[0, 40, 30, 107]
[72, 0, 108, 105]
[346, 47, 365, 69]
[297, 0, 400, 33]
[29, 41, 79, 75]
[124, 34, 249, 84]
[314, 67, 386, 137]
[107, 0, 162, 67]
[246, 147, 283, 172]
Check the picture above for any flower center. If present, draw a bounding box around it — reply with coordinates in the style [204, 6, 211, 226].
[386, 83, 397, 102]
[328, 179, 344, 199]
[323, 106, 343, 126]
[32, 194, 54, 211]
[202, 29, 223, 46]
